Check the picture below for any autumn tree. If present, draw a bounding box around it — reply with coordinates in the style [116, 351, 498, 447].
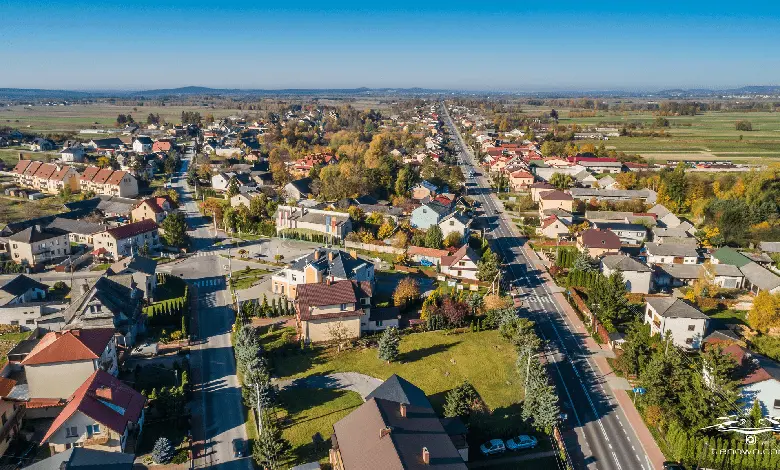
[441, 297, 469, 327]
[549, 172, 573, 190]
[393, 278, 420, 309]
[326, 322, 352, 352]
[748, 291, 780, 333]
[425, 225, 443, 249]
[477, 248, 500, 282]
[614, 172, 638, 190]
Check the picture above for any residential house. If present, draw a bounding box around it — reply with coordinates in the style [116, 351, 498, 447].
[717, 344, 780, 416]
[230, 189, 263, 209]
[275, 206, 352, 241]
[63, 276, 144, 347]
[88, 138, 124, 154]
[652, 227, 696, 245]
[509, 170, 534, 191]
[653, 263, 744, 290]
[46, 218, 108, 246]
[0, 275, 65, 330]
[569, 188, 657, 205]
[0, 378, 23, 457]
[60, 144, 85, 163]
[9, 225, 71, 267]
[573, 170, 599, 188]
[648, 204, 682, 228]
[283, 178, 313, 201]
[644, 243, 699, 265]
[211, 172, 235, 192]
[591, 222, 647, 245]
[597, 175, 617, 190]
[79, 167, 138, 198]
[759, 242, 780, 255]
[407, 246, 449, 266]
[366, 307, 401, 332]
[25, 447, 135, 470]
[92, 220, 160, 260]
[537, 215, 570, 239]
[440, 245, 480, 281]
[151, 141, 173, 153]
[529, 182, 556, 203]
[42, 370, 145, 454]
[29, 138, 55, 152]
[12, 161, 81, 194]
[410, 201, 452, 230]
[576, 229, 621, 257]
[295, 280, 372, 343]
[272, 249, 374, 299]
[330, 375, 468, 470]
[411, 181, 438, 201]
[130, 196, 174, 224]
[107, 256, 158, 301]
[538, 190, 574, 216]
[601, 255, 652, 294]
[438, 212, 471, 243]
[21, 328, 118, 399]
[131, 136, 153, 153]
[645, 297, 709, 349]
[291, 153, 338, 176]
[579, 160, 624, 174]
[740, 262, 780, 295]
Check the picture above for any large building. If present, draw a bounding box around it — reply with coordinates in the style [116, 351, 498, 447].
[275, 206, 352, 241]
[272, 248, 374, 299]
[295, 280, 372, 343]
[9, 225, 71, 267]
[92, 220, 160, 260]
[12, 160, 80, 195]
[80, 167, 139, 198]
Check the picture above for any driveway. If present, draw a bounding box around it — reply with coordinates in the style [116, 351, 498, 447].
[275, 372, 382, 401]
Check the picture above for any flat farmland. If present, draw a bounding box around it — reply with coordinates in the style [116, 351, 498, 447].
[558, 109, 780, 162]
[0, 104, 246, 134]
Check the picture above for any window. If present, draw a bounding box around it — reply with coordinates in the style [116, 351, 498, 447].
[66, 426, 78, 438]
[10, 321, 17, 326]
[376, 320, 383, 327]
[340, 303, 347, 311]
[688, 325, 696, 331]
[25, 319, 34, 325]
[449, 221, 455, 226]
[87, 424, 101, 436]
[685, 338, 694, 345]
[422, 209, 427, 213]
[773, 399, 780, 410]
[459, 261, 465, 266]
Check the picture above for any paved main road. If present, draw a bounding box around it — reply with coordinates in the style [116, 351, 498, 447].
[169, 152, 252, 469]
[441, 105, 654, 470]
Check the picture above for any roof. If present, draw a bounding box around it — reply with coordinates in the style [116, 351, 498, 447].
[530, 182, 555, 189]
[407, 246, 450, 259]
[601, 255, 651, 273]
[712, 247, 752, 268]
[63, 276, 141, 331]
[9, 225, 69, 244]
[25, 447, 135, 470]
[539, 190, 573, 201]
[42, 370, 145, 444]
[441, 245, 480, 267]
[104, 219, 158, 240]
[646, 297, 708, 320]
[0, 274, 48, 297]
[578, 228, 621, 250]
[108, 255, 158, 276]
[740, 262, 780, 292]
[569, 188, 658, 202]
[721, 344, 780, 385]
[47, 217, 107, 236]
[0, 377, 16, 397]
[134, 136, 153, 145]
[22, 328, 114, 366]
[420, 200, 452, 217]
[288, 249, 373, 281]
[286, 177, 313, 195]
[593, 222, 647, 233]
[370, 307, 401, 322]
[645, 242, 698, 258]
[648, 204, 671, 217]
[332, 397, 466, 470]
[366, 374, 431, 408]
[760, 242, 780, 254]
[296, 280, 372, 321]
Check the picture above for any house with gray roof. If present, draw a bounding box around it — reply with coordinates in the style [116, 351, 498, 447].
[653, 263, 744, 290]
[592, 221, 647, 244]
[275, 205, 352, 241]
[600, 255, 652, 293]
[25, 446, 135, 470]
[410, 200, 452, 230]
[645, 297, 709, 349]
[740, 262, 780, 295]
[760, 242, 780, 254]
[271, 248, 374, 299]
[569, 187, 657, 204]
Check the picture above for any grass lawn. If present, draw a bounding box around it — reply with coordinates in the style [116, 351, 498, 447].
[750, 335, 780, 363]
[155, 276, 187, 302]
[231, 267, 271, 290]
[707, 308, 748, 327]
[90, 263, 110, 271]
[0, 330, 32, 368]
[0, 195, 64, 227]
[277, 387, 363, 466]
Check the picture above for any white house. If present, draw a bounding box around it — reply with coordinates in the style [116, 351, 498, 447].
[211, 172, 235, 192]
[601, 255, 652, 294]
[440, 245, 480, 281]
[645, 242, 699, 265]
[61, 144, 85, 163]
[438, 212, 471, 243]
[131, 136, 153, 153]
[592, 222, 647, 245]
[537, 215, 570, 239]
[645, 297, 709, 349]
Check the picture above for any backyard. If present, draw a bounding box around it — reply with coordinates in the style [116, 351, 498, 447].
[263, 327, 547, 466]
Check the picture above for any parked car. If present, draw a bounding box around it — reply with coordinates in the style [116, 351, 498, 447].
[506, 435, 538, 451]
[480, 439, 506, 456]
[662, 462, 685, 470]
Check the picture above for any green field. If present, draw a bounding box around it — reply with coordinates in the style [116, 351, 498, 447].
[558, 109, 780, 162]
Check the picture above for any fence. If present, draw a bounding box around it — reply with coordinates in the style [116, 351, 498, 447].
[344, 240, 405, 255]
[568, 288, 610, 344]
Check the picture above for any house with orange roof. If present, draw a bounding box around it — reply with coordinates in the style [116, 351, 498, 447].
[130, 196, 175, 224]
[440, 245, 480, 281]
[151, 140, 172, 153]
[537, 215, 570, 239]
[42, 370, 145, 454]
[22, 328, 118, 399]
[0, 377, 23, 457]
[79, 166, 138, 197]
[11, 160, 80, 195]
[509, 170, 535, 191]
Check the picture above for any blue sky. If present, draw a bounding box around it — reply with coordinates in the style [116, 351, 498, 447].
[2, 0, 779, 91]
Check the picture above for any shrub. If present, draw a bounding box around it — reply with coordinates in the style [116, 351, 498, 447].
[152, 437, 175, 464]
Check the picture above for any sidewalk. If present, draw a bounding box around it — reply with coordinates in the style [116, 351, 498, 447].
[520, 242, 667, 470]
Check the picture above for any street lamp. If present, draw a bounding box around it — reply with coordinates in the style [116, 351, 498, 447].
[524, 352, 544, 390]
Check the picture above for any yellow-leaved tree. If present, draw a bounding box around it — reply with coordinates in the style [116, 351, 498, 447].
[748, 291, 780, 333]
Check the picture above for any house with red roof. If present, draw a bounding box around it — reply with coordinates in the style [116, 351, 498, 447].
[92, 220, 160, 260]
[130, 196, 175, 224]
[537, 215, 570, 239]
[22, 328, 117, 400]
[509, 170, 534, 191]
[12, 160, 80, 195]
[0, 377, 23, 457]
[440, 245, 480, 281]
[151, 140, 172, 153]
[295, 279, 372, 343]
[79, 166, 138, 198]
[42, 370, 145, 455]
[291, 153, 338, 177]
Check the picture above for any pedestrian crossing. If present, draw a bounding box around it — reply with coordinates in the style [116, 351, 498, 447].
[524, 295, 555, 306]
[192, 278, 224, 288]
[193, 251, 216, 258]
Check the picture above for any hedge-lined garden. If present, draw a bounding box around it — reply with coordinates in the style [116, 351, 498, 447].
[144, 274, 190, 343]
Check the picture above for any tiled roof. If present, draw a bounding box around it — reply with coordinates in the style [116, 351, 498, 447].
[579, 228, 621, 250]
[8, 225, 68, 244]
[80, 166, 100, 182]
[12, 160, 31, 175]
[601, 255, 651, 273]
[646, 297, 708, 320]
[645, 242, 698, 258]
[296, 280, 371, 321]
[21, 328, 114, 366]
[93, 168, 114, 184]
[441, 245, 479, 267]
[105, 170, 129, 186]
[42, 370, 145, 444]
[0, 377, 16, 397]
[104, 219, 158, 240]
[32, 163, 57, 180]
[539, 190, 573, 201]
[407, 246, 450, 259]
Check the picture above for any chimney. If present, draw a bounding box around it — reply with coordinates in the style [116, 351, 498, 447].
[328, 251, 334, 262]
[95, 386, 113, 401]
[314, 250, 321, 261]
[349, 250, 357, 259]
[71, 329, 80, 337]
[422, 447, 430, 465]
[400, 402, 407, 418]
[379, 426, 392, 439]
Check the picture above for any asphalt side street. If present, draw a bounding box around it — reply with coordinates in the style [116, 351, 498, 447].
[442, 104, 660, 470]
